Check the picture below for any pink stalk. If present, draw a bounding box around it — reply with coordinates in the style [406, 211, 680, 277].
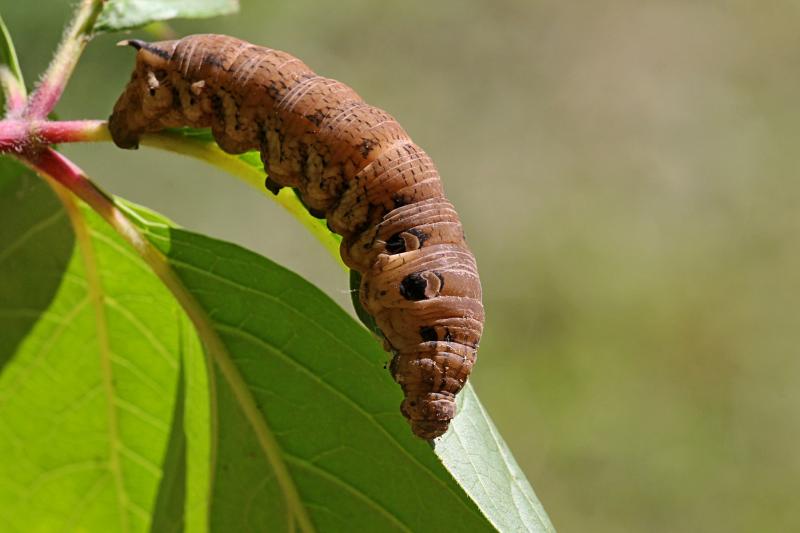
[0, 119, 107, 151]
[3, 90, 25, 115]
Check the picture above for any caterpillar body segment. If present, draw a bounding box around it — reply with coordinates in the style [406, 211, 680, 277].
[109, 34, 484, 439]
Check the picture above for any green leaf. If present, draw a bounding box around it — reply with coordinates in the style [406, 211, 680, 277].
[149, 360, 187, 533]
[0, 158, 193, 531]
[0, 158, 71, 371]
[96, 0, 239, 33]
[0, 13, 26, 113]
[0, 160, 553, 530]
[147, 131, 555, 531]
[349, 269, 382, 337]
[122, 200, 496, 532]
[440, 389, 555, 532]
[347, 269, 552, 531]
[0, 14, 23, 88]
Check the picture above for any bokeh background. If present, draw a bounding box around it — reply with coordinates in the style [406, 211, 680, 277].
[3, 1, 800, 531]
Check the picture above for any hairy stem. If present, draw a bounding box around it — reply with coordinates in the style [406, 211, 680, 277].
[0, 119, 107, 151]
[24, 0, 106, 118]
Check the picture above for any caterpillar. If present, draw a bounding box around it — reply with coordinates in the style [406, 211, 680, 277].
[108, 34, 483, 440]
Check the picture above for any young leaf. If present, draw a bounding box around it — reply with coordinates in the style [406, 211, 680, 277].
[0, 13, 26, 114]
[96, 0, 239, 33]
[0, 14, 24, 90]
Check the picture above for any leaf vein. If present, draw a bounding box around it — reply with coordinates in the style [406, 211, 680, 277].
[106, 296, 178, 368]
[0, 209, 66, 264]
[286, 454, 414, 533]
[215, 323, 480, 518]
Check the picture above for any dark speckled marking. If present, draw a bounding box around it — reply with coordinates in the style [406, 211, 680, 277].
[392, 193, 408, 208]
[443, 328, 454, 342]
[359, 139, 373, 158]
[434, 271, 445, 291]
[305, 109, 326, 127]
[210, 94, 224, 122]
[264, 176, 282, 195]
[389, 353, 400, 379]
[408, 228, 429, 246]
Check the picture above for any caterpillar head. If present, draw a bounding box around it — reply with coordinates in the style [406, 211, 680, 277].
[108, 39, 179, 149]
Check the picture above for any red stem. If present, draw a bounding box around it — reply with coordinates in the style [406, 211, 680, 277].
[4, 92, 26, 115]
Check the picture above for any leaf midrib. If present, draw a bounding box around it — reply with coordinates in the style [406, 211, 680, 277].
[60, 189, 130, 533]
[126, 218, 318, 533]
[168, 256, 484, 521]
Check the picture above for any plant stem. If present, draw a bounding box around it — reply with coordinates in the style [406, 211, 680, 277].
[24, 0, 106, 118]
[0, 119, 108, 150]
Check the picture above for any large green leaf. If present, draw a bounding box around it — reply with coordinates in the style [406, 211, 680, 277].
[0, 158, 193, 531]
[139, 127, 556, 532]
[123, 201, 495, 532]
[0, 149, 554, 530]
[96, 0, 239, 33]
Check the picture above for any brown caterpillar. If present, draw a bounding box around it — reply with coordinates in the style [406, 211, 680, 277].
[108, 34, 483, 439]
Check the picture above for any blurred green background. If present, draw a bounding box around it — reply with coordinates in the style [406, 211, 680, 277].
[3, 1, 800, 531]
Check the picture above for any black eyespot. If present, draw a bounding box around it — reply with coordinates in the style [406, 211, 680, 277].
[400, 272, 428, 301]
[419, 326, 437, 342]
[389, 353, 400, 379]
[385, 233, 406, 254]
